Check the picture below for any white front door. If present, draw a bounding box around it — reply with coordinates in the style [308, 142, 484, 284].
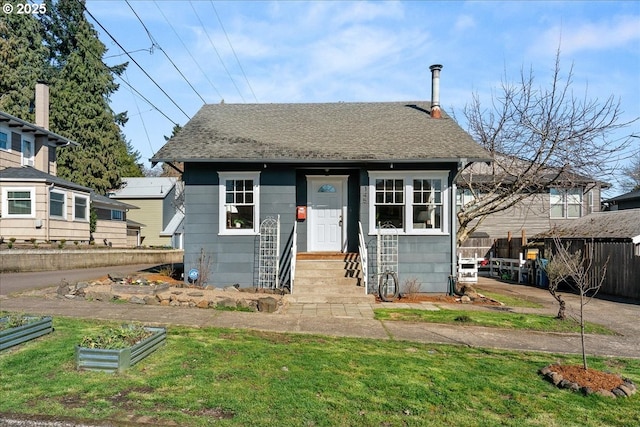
[308, 177, 347, 252]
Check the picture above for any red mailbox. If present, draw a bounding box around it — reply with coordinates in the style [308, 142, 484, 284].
[296, 206, 307, 220]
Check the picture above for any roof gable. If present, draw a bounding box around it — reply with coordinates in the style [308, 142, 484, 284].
[151, 102, 489, 163]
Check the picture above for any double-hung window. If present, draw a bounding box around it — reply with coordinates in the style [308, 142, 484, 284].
[2, 187, 35, 217]
[74, 195, 89, 221]
[50, 190, 66, 218]
[0, 130, 7, 150]
[22, 138, 34, 166]
[111, 210, 124, 220]
[550, 188, 582, 219]
[369, 172, 449, 235]
[218, 172, 260, 235]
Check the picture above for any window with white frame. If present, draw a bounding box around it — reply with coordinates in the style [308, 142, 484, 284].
[550, 188, 583, 219]
[369, 172, 449, 234]
[2, 187, 35, 217]
[21, 138, 34, 166]
[74, 195, 88, 221]
[50, 190, 66, 218]
[0, 130, 7, 150]
[218, 172, 260, 235]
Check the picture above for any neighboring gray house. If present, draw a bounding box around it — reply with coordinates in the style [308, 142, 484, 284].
[604, 189, 640, 211]
[151, 66, 490, 292]
[533, 209, 640, 300]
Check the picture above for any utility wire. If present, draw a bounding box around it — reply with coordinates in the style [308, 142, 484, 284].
[83, 4, 191, 121]
[123, 68, 156, 158]
[126, 0, 207, 105]
[189, 0, 246, 102]
[73, 32, 180, 127]
[210, 1, 258, 103]
[153, 0, 224, 102]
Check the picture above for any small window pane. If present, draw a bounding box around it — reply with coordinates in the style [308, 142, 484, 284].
[318, 184, 336, 193]
[0, 132, 7, 150]
[75, 197, 87, 220]
[50, 192, 64, 217]
[550, 204, 564, 218]
[376, 205, 403, 228]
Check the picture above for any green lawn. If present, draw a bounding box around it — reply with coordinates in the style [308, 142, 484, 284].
[1, 316, 638, 426]
[374, 308, 616, 335]
[475, 288, 545, 308]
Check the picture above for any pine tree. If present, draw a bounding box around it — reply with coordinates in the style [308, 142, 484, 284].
[40, 0, 142, 193]
[0, 2, 48, 119]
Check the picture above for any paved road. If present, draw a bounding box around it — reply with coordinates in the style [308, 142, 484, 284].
[0, 264, 158, 296]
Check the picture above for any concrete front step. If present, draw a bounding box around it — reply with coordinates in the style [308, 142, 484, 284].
[291, 252, 372, 304]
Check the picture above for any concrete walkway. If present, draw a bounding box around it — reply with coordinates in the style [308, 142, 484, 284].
[1, 277, 639, 359]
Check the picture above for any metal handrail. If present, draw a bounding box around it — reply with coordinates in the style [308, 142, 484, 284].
[290, 220, 297, 294]
[358, 221, 368, 294]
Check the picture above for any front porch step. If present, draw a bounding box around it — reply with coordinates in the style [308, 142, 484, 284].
[288, 253, 375, 304]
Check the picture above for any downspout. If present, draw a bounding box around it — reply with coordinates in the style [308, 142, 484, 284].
[46, 182, 54, 243]
[450, 158, 468, 294]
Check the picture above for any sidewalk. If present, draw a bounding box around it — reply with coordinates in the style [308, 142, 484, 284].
[1, 277, 639, 359]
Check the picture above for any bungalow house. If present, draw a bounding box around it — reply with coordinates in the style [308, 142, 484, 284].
[603, 189, 640, 211]
[0, 84, 133, 247]
[532, 209, 640, 300]
[90, 192, 141, 248]
[151, 65, 490, 293]
[108, 177, 184, 248]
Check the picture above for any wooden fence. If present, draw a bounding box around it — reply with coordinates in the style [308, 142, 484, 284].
[542, 239, 640, 300]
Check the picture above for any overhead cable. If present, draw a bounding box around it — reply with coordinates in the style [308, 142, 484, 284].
[83, 4, 191, 121]
[210, 1, 258, 103]
[189, 0, 246, 102]
[126, 0, 207, 105]
[153, 0, 224, 101]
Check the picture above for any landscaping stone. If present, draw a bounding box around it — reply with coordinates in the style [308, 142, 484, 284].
[129, 296, 146, 305]
[143, 296, 159, 306]
[258, 297, 278, 313]
[217, 298, 237, 309]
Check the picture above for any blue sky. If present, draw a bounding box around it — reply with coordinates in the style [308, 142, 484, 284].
[85, 0, 640, 194]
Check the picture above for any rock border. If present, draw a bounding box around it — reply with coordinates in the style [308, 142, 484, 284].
[539, 364, 637, 398]
[56, 275, 284, 313]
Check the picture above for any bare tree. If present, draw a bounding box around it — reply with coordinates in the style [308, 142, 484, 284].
[456, 50, 636, 245]
[620, 151, 640, 192]
[545, 236, 608, 370]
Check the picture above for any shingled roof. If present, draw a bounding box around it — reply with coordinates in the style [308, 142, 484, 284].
[534, 209, 640, 240]
[151, 102, 489, 163]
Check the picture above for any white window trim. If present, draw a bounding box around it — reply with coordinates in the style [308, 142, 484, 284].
[21, 137, 34, 167]
[218, 171, 261, 236]
[73, 194, 90, 222]
[49, 189, 67, 219]
[368, 171, 450, 236]
[550, 188, 583, 219]
[2, 186, 36, 218]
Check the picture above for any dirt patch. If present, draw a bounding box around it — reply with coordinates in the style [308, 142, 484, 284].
[540, 364, 637, 398]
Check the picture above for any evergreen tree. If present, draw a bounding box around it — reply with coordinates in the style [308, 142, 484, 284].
[40, 0, 142, 193]
[0, 3, 48, 119]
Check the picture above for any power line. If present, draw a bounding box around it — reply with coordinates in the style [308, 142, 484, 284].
[126, 0, 207, 105]
[83, 3, 191, 121]
[189, 0, 246, 102]
[123, 68, 156, 157]
[154, 0, 224, 102]
[72, 30, 180, 127]
[210, 1, 258, 103]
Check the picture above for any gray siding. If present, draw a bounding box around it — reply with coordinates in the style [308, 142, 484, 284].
[183, 164, 296, 287]
[358, 167, 455, 293]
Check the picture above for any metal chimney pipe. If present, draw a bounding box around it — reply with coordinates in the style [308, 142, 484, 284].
[429, 64, 443, 119]
[35, 82, 49, 130]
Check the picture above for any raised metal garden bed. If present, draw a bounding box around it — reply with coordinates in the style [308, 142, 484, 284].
[0, 316, 54, 351]
[75, 326, 166, 373]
